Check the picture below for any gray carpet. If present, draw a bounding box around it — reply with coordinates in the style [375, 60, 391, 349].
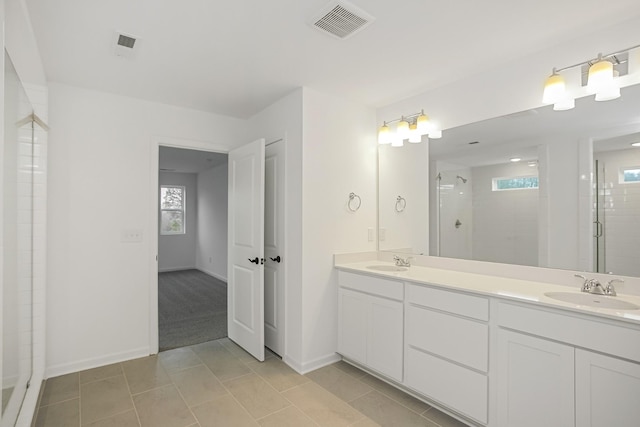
[158, 269, 227, 351]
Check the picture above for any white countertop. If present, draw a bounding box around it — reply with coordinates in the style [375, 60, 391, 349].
[335, 260, 640, 325]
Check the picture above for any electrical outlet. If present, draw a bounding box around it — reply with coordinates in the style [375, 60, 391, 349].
[367, 228, 374, 242]
[379, 228, 386, 241]
[121, 229, 143, 243]
[209, 257, 212, 264]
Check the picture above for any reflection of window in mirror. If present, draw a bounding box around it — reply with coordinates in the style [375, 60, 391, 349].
[492, 176, 539, 191]
[620, 166, 640, 183]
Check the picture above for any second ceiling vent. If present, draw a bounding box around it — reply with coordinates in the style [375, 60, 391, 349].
[311, 1, 375, 40]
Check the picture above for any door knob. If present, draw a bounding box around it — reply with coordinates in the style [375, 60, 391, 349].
[270, 256, 281, 263]
[248, 257, 259, 264]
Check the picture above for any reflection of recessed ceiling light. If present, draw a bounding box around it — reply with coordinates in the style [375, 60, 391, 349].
[632, 142, 640, 147]
[528, 161, 538, 167]
[510, 157, 522, 162]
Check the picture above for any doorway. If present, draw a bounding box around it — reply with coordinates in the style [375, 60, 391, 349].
[157, 146, 229, 350]
[150, 138, 286, 359]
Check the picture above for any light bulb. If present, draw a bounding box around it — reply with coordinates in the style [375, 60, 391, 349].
[408, 123, 422, 143]
[378, 123, 392, 144]
[391, 134, 404, 147]
[396, 118, 410, 140]
[594, 70, 620, 101]
[416, 111, 431, 135]
[428, 129, 442, 139]
[542, 70, 567, 104]
[587, 56, 614, 94]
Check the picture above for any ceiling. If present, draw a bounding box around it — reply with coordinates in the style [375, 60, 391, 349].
[24, 0, 640, 119]
[159, 147, 227, 173]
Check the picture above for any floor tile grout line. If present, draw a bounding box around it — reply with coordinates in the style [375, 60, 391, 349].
[120, 361, 143, 427]
[353, 370, 433, 417]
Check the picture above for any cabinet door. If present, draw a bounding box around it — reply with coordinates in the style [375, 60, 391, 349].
[367, 295, 403, 382]
[497, 329, 574, 427]
[338, 288, 368, 364]
[576, 349, 640, 427]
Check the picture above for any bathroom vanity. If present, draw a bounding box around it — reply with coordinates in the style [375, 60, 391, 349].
[335, 256, 640, 427]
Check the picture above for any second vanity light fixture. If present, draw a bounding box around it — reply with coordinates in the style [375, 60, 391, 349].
[542, 44, 639, 111]
[378, 110, 442, 146]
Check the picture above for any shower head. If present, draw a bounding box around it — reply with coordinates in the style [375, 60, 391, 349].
[456, 175, 467, 184]
[436, 173, 442, 181]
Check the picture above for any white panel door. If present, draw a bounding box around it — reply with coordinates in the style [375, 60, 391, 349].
[497, 329, 574, 427]
[264, 140, 285, 356]
[576, 349, 640, 427]
[367, 295, 403, 382]
[227, 138, 265, 361]
[338, 288, 368, 364]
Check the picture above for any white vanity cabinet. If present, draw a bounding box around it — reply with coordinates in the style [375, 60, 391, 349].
[496, 329, 575, 427]
[405, 284, 490, 425]
[337, 271, 404, 382]
[575, 349, 640, 427]
[496, 302, 640, 427]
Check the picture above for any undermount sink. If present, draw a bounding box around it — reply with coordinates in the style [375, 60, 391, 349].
[366, 265, 408, 272]
[544, 291, 639, 310]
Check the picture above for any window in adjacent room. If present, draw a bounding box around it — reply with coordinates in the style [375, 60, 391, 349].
[492, 175, 539, 191]
[160, 185, 186, 235]
[620, 166, 640, 183]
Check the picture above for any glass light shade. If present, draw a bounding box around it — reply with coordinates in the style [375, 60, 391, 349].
[408, 123, 422, 143]
[428, 129, 442, 139]
[416, 112, 431, 135]
[553, 98, 575, 111]
[594, 71, 620, 101]
[378, 123, 392, 144]
[396, 118, 410, 140]
[587, 59, 614, 94]
[542, 73, 566, 104]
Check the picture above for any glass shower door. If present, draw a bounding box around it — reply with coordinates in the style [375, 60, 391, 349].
[593, 159, 606, 273]
[2, 51, 34, 426]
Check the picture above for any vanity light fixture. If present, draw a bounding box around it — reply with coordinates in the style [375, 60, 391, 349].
[377, 109, 442, 146]
[542, 43, 640, 110]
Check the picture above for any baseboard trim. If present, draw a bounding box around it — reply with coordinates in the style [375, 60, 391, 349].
[45, 346, 150, 379]
[284, 352, 341, 375]
[158, 266, 197, 273]
[196, 268, 227, 282]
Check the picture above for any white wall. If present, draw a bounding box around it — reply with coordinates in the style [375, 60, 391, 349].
[300, 88, 377, 371]
[245, 87, 378, 373]
[158, 172, 198, 272]
[377, 15, 640, 134]
[45, 82, 245, 376]
[378, 142, 429, 254]
[195, 163, 228, 281]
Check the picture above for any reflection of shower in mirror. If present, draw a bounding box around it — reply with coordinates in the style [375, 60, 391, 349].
[456, 175, 467, 184]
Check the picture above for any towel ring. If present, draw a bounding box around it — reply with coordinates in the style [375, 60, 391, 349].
[348, 192, 361, 212]
[395, 196, 406, 212]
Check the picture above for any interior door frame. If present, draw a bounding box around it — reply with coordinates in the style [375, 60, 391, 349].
[148, 136, 229, 354]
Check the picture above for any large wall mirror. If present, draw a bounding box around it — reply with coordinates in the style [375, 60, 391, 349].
[379, 83, 640, 277]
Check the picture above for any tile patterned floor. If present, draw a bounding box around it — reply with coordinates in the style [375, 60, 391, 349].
[33, 338, 469, 427]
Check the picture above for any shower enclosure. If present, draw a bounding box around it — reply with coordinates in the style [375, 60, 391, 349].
[1, 50, 46, 426]
[434, 168, 472, 259]
[593, 159, 606, 273]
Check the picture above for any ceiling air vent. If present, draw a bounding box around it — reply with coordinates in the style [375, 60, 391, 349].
[311, 1, 375, 40]
[112, 31, 139, 59]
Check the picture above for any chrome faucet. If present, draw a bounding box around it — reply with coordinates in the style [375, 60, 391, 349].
[574, 274, 622, 296]
[393, 255, 413, 267]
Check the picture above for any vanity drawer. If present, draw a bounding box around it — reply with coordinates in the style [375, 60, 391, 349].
[338, 271, 403, 301]
[406, 284, 489, 321]
[498, 302, 640, 362]
[406, 305, 488, 372]
[406, 347, 488, 424]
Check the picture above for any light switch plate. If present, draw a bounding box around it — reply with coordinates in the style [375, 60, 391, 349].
[121, 229, 143, 243]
